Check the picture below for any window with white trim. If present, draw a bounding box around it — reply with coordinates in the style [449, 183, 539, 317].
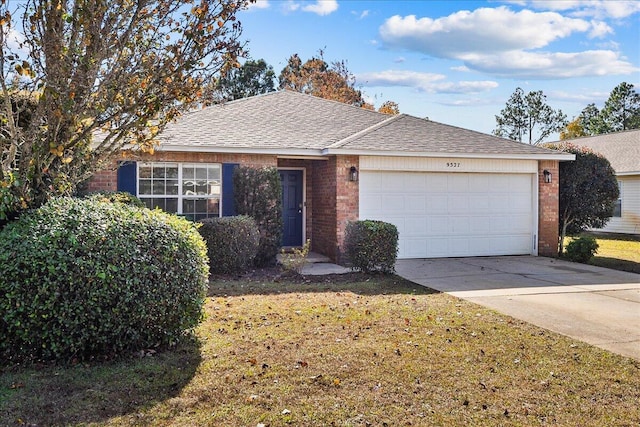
[613, 180, 622, 218]
[137, 162, 221, 220]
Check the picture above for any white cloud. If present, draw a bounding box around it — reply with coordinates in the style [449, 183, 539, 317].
[451, 65, 471, 72]
[302, 0, 338, 16]
[358, 70, 498, 94]
[282, 1, 300, 13]
[351, 9, 369, 19]
[247, 0, 270, 11]
[378, 5, 636, 79]
[379, 7, 592, 57]
[512, 1, 640, 19]
[588, 20, 613, 38]
[462, 50, 638, 78]
[549, 89, 611, 103]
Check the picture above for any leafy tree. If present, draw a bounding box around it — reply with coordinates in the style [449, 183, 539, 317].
[0, 0, 250, 220]
[213, 58, 275, 102]
[378, 100, 400, 115]
[494, 87, 568, 144]
[578, 103, 606, 135]
[278, 51, 372, 108]
[560, 118, 587, 140]
[543, 142, 619, 254]
[600, 82, 640, 132]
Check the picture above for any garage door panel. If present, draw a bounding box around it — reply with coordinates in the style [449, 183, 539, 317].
[360, 171, 534, 258]
[359, 195, 382, 215]
[406, 195, 427, 211]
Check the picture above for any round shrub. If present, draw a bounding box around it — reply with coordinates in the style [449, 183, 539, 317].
[199, 215, 260, 274]
[0, 197, 209, 363]
[564, 236, 599, 263]
[84, 190, 145, 208]
[344, 220, 398, 274]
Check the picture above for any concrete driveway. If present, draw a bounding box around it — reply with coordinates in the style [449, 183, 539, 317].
[395, 256, 640, 361]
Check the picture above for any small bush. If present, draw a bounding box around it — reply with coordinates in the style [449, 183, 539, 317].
[84, 191, 145, 208]
[199, 215, 260, 274]
[280, 239, 311, 274]
[234, 166, 283, 267]
[564, 236, 599, 263]
[344, 220, 398, 273]
[0, 198, 209, 363]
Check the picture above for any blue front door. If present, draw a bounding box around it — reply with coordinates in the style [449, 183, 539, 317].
[280, 170, 303, 247]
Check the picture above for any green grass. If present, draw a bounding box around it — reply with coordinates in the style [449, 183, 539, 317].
[570, 232, 640, 273]
[2, 274, 639, 426]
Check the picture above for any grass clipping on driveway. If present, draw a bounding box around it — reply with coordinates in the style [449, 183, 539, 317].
[2, 274, 639, 426]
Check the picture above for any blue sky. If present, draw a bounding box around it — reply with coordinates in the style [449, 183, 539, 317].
[237, 0, 640, 139]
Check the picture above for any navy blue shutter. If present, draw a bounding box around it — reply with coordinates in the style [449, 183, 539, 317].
[117, 161, 137, 195]
[221, 163, 239, 216]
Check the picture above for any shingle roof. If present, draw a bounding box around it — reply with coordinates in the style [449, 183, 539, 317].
[329, 113, 561, 156]
[160, 90, 389, 150]
[564, 129, 640, 174]
[157, 90, 571, 160]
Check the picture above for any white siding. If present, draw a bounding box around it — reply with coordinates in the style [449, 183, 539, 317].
[359, 156, 538, 174]
[595, 175, 640, 235]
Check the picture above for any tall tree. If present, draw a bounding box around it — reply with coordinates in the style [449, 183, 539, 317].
[278, 51, 371, 108]
[578, 103, 606, 135]
[599, 82, 640, 133]
[544, 143, 619, 254]
[0, 0, 250, 219]
[494, 88, 568, 144]
[213, 58, 275, 102]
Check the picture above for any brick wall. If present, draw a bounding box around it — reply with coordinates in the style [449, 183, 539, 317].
[312, 157, 338, 260]
[334, 155, 359, 263]
[86, 151, 278, 192]
[538, 160, 559, 257]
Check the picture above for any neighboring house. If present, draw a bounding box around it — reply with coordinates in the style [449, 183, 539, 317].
[568, 129, 640, 235]
[89, 91, 573, 261]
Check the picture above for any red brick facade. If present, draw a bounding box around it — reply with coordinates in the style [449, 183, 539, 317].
[88, 152, 560, 262]
[538, 160, 560, 257]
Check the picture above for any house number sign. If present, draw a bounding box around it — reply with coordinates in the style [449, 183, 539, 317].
[446, 162, 461, 168]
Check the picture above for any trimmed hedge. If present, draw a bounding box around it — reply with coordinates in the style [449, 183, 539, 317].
[233, 166, 283, 267]
[564, 236, 599, 263]
[84, 190, 145, 208]
[199, 215, 260, 274]
[0, 198, 209, 363]
[344, 220, 398, 273]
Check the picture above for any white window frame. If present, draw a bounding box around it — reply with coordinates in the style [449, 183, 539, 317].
[137, 162, 222, 220]
[613, 180, 622, 218]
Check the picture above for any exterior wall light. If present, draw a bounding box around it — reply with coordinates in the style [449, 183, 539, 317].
[349, 166, 358, 182]
[543, 169, 552, 183]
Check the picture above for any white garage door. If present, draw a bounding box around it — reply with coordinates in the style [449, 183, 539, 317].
[359, 171, 535, 259]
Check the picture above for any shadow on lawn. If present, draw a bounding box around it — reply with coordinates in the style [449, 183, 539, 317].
[208, 271, 439, 297]
[0, 337, 201, 426]
[591, 256, 640, 274]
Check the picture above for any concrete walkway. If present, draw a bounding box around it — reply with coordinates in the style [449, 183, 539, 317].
[395, 256, 640, 361]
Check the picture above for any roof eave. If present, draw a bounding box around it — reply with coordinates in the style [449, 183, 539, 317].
[156, 144, 326, 157]
[323, 148, 576, 161]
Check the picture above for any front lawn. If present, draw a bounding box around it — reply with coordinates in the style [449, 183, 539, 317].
[2, 274, 639, 426]
[573, 232, 640, 273]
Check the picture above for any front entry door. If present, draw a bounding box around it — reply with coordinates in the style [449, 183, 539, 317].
[280, 170, 303, 247]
